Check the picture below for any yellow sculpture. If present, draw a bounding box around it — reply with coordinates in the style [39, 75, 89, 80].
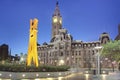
[26, 18, 39, 67]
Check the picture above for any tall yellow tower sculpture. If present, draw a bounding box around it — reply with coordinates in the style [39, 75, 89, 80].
[27, 18, 39, 67]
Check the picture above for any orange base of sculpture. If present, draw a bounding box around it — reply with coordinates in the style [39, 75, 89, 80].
[26, 18, 39, 67]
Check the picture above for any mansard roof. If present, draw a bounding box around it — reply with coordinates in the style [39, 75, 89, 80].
[115, 25, 120, 40]
[43, 42, 48, 45]
[115, 35, 120, 40]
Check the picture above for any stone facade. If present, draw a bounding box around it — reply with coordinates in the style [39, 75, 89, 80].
[115, 24, 120, 40]
[37, 2, 110, 68]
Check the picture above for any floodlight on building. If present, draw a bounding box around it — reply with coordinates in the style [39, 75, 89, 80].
[59, 59, 64, 65]
[48, 73, 50, 76]
[59, 73, 61, 75]
[105, 58, 108, 60]
[85, 71, 88, 74]
[9, 74, 12, 77]
[36, 74, 39, 77]
[103, 71, 105, 74]
[21, 57, 24, 61]
[34, 79, 41, 80]
[67, 57, 69, 60]
[0, 73, 2, 76]
[55, 60, 57, 62]
[94, 46, 103, 49]
[58, 77, 63, 80]
[102, 74, 106, 80]
[85, 74, 89, 80]
[22, 74, 25, 77]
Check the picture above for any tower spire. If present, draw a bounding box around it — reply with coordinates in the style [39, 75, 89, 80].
[51, 0, 62, 38]
[53, 0, 61, 16]
[56, 0, 59, 5]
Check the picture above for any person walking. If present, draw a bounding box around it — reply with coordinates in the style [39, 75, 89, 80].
[118, 63, 120, 71]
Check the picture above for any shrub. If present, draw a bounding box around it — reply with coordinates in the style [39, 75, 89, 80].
[0, 64, 70, 72]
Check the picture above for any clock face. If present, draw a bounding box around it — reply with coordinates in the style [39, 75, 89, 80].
[60, 20, 62, 24]
[53, 18, 58, 23]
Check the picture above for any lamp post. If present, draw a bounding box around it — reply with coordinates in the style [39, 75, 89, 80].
[100, 61, 103, 74]
[94, 46, 103, 80]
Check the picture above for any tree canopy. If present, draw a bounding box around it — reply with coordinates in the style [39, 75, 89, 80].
[101, 40, 120, 61]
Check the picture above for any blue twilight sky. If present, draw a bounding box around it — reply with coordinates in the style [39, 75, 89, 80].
[0, 0, 120, 56]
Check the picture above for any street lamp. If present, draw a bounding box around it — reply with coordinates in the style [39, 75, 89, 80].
[94, 46, 103, 80]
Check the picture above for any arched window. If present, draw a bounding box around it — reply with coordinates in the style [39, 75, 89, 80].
[60, 52, 63, 56]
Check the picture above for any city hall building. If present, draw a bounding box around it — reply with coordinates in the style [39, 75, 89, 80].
[37, 2, 110, 68]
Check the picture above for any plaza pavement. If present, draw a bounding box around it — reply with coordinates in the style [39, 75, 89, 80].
[71, 68, 120, 80]
[105, 71, 120, 80]
[0, 68, 120, 80]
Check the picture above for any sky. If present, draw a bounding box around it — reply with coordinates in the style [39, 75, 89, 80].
[0, 0, 120, 56]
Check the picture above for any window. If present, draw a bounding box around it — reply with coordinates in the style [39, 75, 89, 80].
[44, 53, 45, 57]
[54, 26, 56, 29]
[54, 32, 56, 36]
[92, 50, 94, 55]
[67, 51, 69, 56]
[55, 47, 57, 49]
[84, 50, 86, 53]
[84, 44, 86, 47]
[61, 37, 62, 41]
[72, 52, 74, 56]
[40, 53, 42, 57]
[79, 51, 81, 55]
[75, 44, 77, 47]
[55, 52, 57, 56]
[60, 52, 63, 56]
[76, 51, 77, 56]
[72, 45, 74, 47]
[92, 44, 94, 47]
[76, 58, 77, 63]
[60, 46, 64, 49]
[89, 50, 90, 53]
[88, 44, 90, 47]
[96, 50, 98, 53]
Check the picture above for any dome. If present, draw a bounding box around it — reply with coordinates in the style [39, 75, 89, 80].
[43, 42, 48, 45]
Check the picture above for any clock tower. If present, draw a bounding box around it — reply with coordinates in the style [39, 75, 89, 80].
[52, 1, 62, 38]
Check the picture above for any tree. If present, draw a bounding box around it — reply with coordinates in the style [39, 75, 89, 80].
[102, 40, 120, 61]
[101, 40, 120, 71]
